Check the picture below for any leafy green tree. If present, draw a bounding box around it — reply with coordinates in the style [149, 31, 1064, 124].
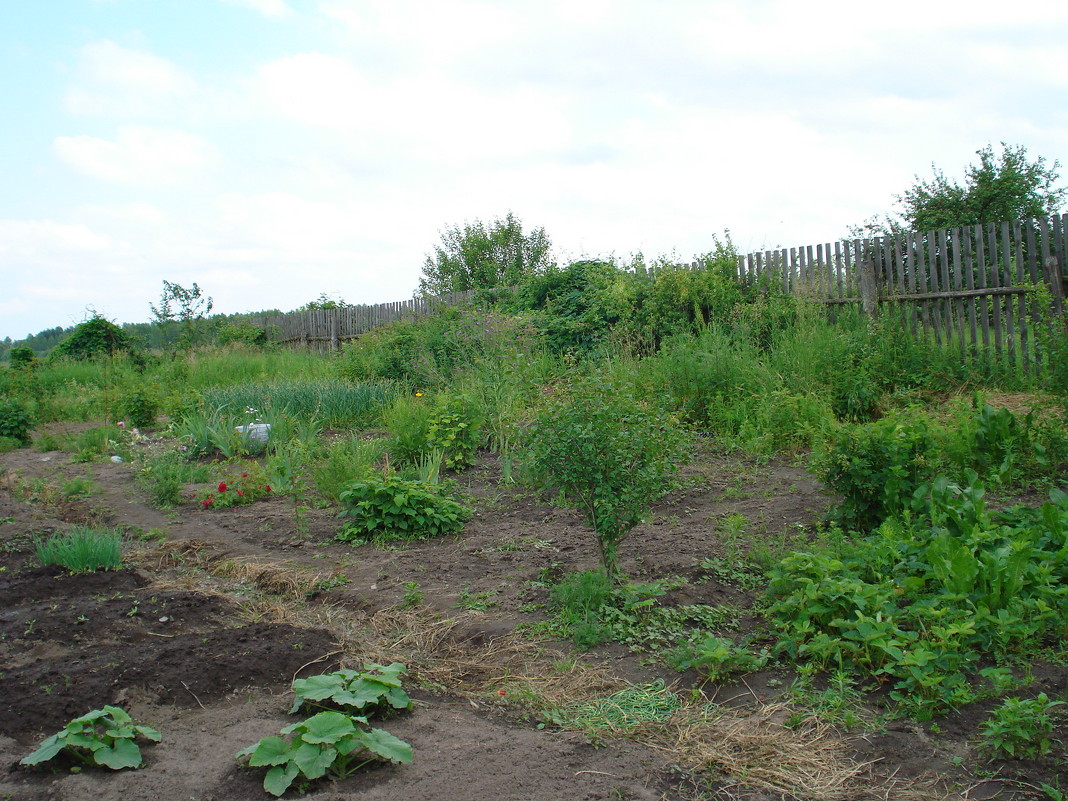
[418, 212, 554, 296]
[150, 280, 214, 349]
[852, 143, 1067, 237]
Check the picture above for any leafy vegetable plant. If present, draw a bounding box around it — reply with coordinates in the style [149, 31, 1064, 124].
[236, 711, 412, 797]
[290, 663, 413, 716]
[664, 634, 769, 681]
[979, 693, 1064, 759]
[21, 706, 161, 770]
[336, 474, 470, 544]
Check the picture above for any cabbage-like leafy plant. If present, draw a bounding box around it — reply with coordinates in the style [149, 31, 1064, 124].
[21, 706, 160, 770]
[237, 711, 412, 797]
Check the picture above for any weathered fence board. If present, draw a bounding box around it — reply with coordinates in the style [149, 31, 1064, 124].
[737, 213, 1068, 373]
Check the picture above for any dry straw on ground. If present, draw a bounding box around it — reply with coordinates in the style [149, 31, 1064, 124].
[131, 539, 962, 801]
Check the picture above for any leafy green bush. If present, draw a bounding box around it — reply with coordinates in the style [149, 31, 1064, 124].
[336, 474, 470, 544]
[640, 325, 775, 436]
[8, 345, 37, 369]
[21, 706, 160, 770]
[664, 634, 768, 680]
[0, 399, 34, 448]
[0, 435, 22, 453]
[980, 693, 1064, 759]
[768, 480, 1068, 719]
[35, 527, 123, 572]
[50, 314, 133, 360]
[425, 392, 483, 470]
[120, 387, 159, 429]
[237, 711, 412, 797]
[815, 415, 936, 532]
[216, 321, 268, 346]
[524, 373, 687, 577]
[0, 397, 34, 445]
[385, 392, 483, 471]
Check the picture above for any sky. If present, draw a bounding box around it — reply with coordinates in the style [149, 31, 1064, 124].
[2, 0, 1067, 341]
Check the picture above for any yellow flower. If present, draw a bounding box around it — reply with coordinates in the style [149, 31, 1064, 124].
[415, 392, 423, 397]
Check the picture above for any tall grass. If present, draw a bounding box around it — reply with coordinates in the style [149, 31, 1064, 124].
[35, 527, 123, 572]
[197, 378, 399, 428]
[311, 435, 387, 503]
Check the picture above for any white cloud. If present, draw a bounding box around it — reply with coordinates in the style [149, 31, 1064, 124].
[65, 40, 197, 117]
[0, 220, 115, 255]
[254, 53, 572, 163]
[221, 0, 293, 17]
[53, 126, 218, 185]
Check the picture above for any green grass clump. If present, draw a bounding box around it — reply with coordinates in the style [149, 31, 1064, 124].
[34, 527, 124, 572]
[198, 378, 398, 428]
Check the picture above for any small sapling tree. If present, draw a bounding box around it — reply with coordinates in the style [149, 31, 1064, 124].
[150, 280, 214, 350]
[525, 373, 687, 579]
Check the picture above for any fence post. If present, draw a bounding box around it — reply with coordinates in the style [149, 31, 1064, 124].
[330, 312, 339, 352]
[1044, 257, 1066, 319]
[858, 242, 879, 316]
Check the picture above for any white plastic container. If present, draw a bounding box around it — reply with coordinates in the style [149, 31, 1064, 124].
[235, 423, 271, 444]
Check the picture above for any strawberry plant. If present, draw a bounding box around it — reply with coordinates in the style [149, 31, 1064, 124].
[236, 711, 412, 797]
[21, 706, 161, 770]
[290, 663, 413, 716]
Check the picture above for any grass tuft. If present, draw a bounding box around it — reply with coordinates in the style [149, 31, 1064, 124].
[34, 526, 123, 572]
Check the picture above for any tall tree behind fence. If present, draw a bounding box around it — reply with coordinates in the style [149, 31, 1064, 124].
[738, 214, 1068, 373]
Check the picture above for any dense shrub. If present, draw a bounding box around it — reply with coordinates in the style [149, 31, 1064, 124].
[8, 346, 37, 368]
[524, 372, 687, 578]
[0, 397, 34, 445]
[816, 415, 936, 532]
[50, 315, 134, 360]
[769, 479, 1068, 719]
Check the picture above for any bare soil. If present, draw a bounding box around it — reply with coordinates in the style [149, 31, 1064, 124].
[0, 428, 1064, 801]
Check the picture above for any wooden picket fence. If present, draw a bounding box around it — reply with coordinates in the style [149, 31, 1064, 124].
[249, 290, 477, 353]
[737, 214, 1068, 372]
[253, 215, 1068, 373]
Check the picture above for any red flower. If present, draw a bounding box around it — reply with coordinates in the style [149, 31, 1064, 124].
[202, 497, 213, 508]
[265, 485, 272, 492]
[218, 482, 228, 493]
[241, 473, 249, 478]
[236, 490, 244, 496]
